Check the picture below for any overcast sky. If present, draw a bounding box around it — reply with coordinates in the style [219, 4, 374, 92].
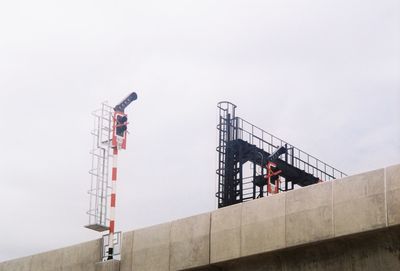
[0, 0, 399, 262]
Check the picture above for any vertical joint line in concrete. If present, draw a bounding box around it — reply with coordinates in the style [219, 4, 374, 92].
[129, 231, 135, 271]
[239, 203, 243, 258]
[209, 212, 212, 265]
[331, 181, 334, 237]
[284, 192, 288, 247]
[168, 222, 172, 271]
[384, 167, 388, 227]
[282, 193, 286, 253]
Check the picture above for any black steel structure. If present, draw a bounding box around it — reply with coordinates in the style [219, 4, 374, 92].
[216, 101, 346, 208]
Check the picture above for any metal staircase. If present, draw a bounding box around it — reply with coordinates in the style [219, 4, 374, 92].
[216, 101, 346, 208]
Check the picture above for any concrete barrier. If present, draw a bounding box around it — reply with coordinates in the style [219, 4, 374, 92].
[170, 213, 210, 270]
[387, 164, 400, 226]
[210, 203, 241, 263]
[241, 192, 286, 257]
[213, 225, 400, 271]
[30, 249, 63, 271]
[1, 163, 400, 271]
[0, 255, 31, 271]
[208, 165, 400, 268]
[0, 239, 101, 271]
[61, 239, 101, 271]
[132, 222, 171, 271]
[120, 231, 133, 271]
[95, 260, 120, 271]
[333, 168, 386, 237]
[286, 181, 333, 246]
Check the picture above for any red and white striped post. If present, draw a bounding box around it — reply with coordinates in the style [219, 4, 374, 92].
[106, 92, 136, 260]
[107, 111, 127, 260]
[107, 146, 118, 259]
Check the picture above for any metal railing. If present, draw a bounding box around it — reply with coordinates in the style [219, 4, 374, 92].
[234, 117, 346, 181]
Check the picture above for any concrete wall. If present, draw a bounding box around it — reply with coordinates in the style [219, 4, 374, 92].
[1, 164, 399, 271]
[119, 164, 400, 270]
[0, 239, 101, 271]
[207, 225, 400, 271]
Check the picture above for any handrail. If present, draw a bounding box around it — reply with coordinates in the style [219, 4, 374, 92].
[234, 116, 346, 180]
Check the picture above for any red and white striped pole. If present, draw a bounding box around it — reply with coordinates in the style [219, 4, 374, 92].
[107, 92, 136, 260]
[107, 146, 118, 259]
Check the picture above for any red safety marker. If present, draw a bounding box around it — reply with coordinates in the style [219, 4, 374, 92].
[265, 162, 282, 195]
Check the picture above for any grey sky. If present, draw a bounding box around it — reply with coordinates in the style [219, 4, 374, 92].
[0, 0, 399, 262]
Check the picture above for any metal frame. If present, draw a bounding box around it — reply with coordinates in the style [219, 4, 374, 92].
[216, 101, 346, 208]
[85, 102, 114, 231]
[101, 231, 122, 261]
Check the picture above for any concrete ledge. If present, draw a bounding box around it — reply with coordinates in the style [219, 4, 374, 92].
[210, 203, 241, 263]
[0, 240, 101, 271]
[170, 213, 210, 270]
[62, 239, 102, 271]
[0, 256, 31, 271]
[31, 249, 63, 271]
[132, 222, 170, 271]
[241, 193, 285, 257]
[286, 181, 333, 246]
[386, 164, 400, 226]
[333, 168, 386, 237]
